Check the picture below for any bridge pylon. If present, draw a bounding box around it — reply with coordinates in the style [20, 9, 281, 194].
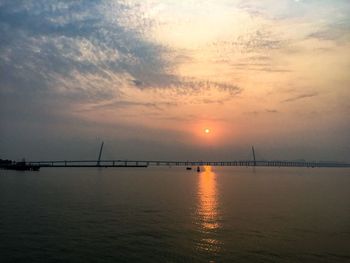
[252, 146, 256, 166]
[97, 141, 104, 166]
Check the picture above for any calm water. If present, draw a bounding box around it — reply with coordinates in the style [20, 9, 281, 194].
[1, 167, 349, 262]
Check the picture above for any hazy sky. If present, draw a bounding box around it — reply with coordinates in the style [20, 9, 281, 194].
[1, 0, 349, 161]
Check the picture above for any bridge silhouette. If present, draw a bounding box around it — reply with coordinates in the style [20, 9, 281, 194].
[28, 159, 350, 168]
[28, 144, 350, 169]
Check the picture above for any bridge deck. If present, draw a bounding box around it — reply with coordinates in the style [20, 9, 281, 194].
[28, 160, 350, 168]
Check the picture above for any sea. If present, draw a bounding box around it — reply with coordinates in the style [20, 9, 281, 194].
[0, 166, 349, 262]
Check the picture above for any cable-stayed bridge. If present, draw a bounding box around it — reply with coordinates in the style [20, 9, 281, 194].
[0, 143, 342, 171]
[26, 145, 350, 169]
[28, 159, 350, 168]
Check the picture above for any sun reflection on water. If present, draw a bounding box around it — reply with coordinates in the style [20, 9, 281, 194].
[196, 165, 222, 255]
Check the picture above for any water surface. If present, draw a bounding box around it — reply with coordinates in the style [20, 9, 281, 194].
[1, 167, 349, 262]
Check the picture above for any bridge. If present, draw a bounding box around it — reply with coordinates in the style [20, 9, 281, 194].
[26, 144, 350, 169]
[27, 159, 350, 168]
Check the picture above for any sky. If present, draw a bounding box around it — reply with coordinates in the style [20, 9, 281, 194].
[1, 0, 350, 162]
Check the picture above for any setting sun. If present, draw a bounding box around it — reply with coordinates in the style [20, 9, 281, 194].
[204, 128, 210, 134]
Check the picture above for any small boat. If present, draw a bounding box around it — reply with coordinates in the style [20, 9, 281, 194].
[186, 167, 192, 170]
[197, 166, 200, 172]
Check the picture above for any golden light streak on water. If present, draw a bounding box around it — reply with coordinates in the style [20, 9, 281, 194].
[196, 166, 222, 255]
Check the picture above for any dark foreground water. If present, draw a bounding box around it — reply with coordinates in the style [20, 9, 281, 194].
[1, 167, 349, 262]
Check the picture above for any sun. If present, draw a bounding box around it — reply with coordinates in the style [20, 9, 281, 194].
[204, 128, 210, 134]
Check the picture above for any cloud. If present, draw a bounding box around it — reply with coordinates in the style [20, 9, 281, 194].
[131, 76, 242, 98]
[244, 109, 279, 116]
[232, 63, 292, 73]
[237, 0, 350, 54]
[86, 78, 242, 113]
[208, 28, 291, 73]
[282, 92, 318, 103]
[307, 20, 350, 44]
[210, 29, 284, 55]
[266, 109, 279, 113]
[0, 0, 245, 140]
[238, 0, 350, 22]
[80, 100, 178, 112]
[0, 0, 171, 101]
